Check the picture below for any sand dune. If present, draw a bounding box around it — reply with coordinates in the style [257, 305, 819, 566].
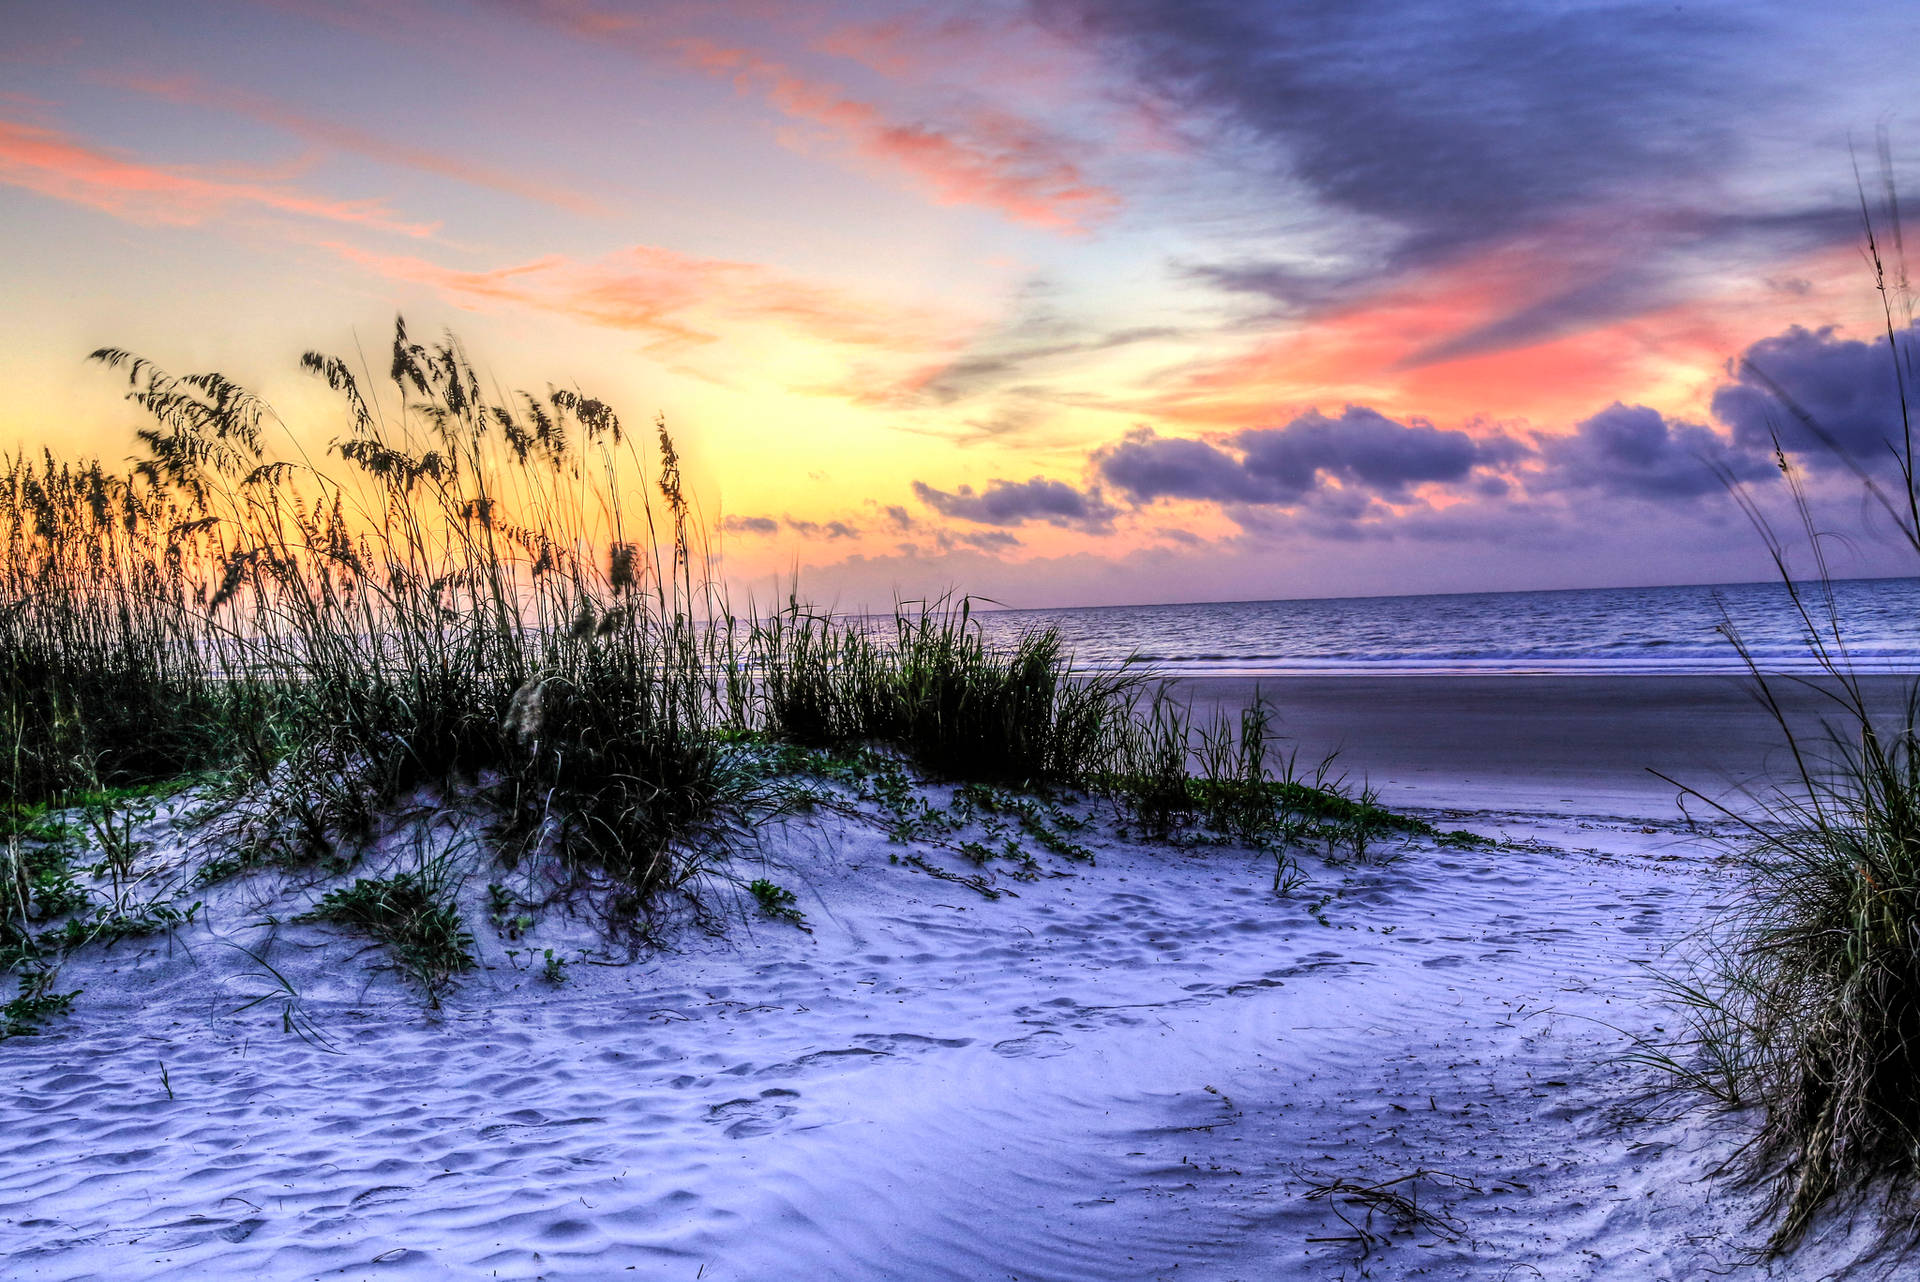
[2, 764, 1877, 1280]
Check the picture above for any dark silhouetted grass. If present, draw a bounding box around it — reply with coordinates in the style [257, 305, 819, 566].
[1, 452, 241, 804]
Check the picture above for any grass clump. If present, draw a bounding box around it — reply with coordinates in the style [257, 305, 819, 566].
[3, 831, 86, 929]
[1101, 691, 1442, 863]
[299, 862, 474, 1002]
[1652, 167, 1920, 1255]
[1670, 685, 1920, 1251]
[44, 900, 200, 951]
[753, 595, 1140, 787]
[2, 321, 762, 919]
[0, 453, 242, 806]
[1111, 692, 1195, 838]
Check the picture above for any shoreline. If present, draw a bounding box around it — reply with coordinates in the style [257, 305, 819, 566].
[1170, 672, 1917, 818]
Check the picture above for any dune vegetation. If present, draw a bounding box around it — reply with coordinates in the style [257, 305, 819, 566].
[1, 320, 1442, 1026]
[1650, 190, 1920, 1255]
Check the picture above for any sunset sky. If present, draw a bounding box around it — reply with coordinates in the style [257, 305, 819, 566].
[4, 0, 1919, 608]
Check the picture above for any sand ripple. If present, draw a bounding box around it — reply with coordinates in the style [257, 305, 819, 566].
[1, 811, 1782, 1279]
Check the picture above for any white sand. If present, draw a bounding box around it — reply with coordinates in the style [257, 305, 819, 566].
[0, 776, 1887, 1280]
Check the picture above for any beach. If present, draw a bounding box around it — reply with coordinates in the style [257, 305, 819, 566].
[2, 673, 1902, 1280]
[13, 1, 1920, 1272]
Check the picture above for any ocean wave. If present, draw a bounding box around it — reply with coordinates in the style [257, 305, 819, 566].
[984, 576, 1920, 678]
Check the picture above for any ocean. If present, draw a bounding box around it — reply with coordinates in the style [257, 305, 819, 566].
[974, 576, 1920, 676]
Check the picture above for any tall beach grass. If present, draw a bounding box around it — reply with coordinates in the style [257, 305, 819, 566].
[1659, 162, 1920, 1254]
[3, 319, 1386, 968]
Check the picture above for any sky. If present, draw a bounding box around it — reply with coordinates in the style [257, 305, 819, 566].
[4, 0, 1919, 609]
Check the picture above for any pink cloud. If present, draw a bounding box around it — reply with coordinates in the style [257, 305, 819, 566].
[678, 37, 1119, 233]
[808, 13, 1184, 157]
[332, 240, 963, 358]
[106, 74, 608, 217]
[0, 115, 436, 236]
[484, 1, 1120, 233]
[811, 11, 1100, 106]
[1125, 233, 1878, 436]
[813, 13, 1007, 79]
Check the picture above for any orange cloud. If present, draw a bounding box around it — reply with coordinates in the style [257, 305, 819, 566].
[332, 240, 965, 358]
[1137, 235, 1877, 435]
[678, 38, 1119, 234]
[106, 74, 608, 217]
[0, 115, 436, 236]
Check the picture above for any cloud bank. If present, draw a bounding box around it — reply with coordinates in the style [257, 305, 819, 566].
[881, 315, 1917, 562]
[1096, 407, 1518, 507]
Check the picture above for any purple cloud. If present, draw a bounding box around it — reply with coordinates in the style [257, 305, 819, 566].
[1096, 406, 1514, 506]
[911, 476, 1117, 530]
[1537, 402, 1772, 498]
[1712, 321, 1920, 471]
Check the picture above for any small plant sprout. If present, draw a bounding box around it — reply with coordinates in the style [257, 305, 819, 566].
[487, 883, 535, 940]
[227, 942, 336, 1052]
[748, 878, 807, 929]
[1273, 851, 1307, 896]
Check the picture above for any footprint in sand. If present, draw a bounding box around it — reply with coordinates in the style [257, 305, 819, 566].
[747, 1045, 892, 1078]
[477, 1113, 604, 1141]
[1272, 952, 1356, 978]
[707, 1088, 801, 1137]
[990, 1030, 1072, 1059]
[855, 1032, 973, 1052]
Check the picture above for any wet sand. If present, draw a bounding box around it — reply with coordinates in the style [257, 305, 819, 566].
[1174, 673, 1919, 818]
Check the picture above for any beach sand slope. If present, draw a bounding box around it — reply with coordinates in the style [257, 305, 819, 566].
[0, 782, 1880, 1280]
